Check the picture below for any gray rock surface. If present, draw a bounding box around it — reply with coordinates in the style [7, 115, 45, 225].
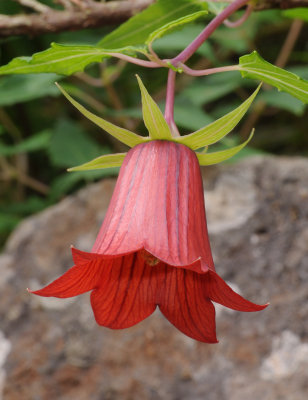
[0, 156, 307, 400]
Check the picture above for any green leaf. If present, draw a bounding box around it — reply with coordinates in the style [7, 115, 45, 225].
[68, 153, 126, 171]
[57, 84, 147, 147]
[146, 10, 208, 46]
[0, 1, 208, 76]
[136, 75, 172, 140]
[207, 1, 229, 15]
[98, 0, 208, 49]
[283, 8, 308, 22]
[50, 168, 118, 199]
[177, 85, 260, 150]
[0, 43, 113, 76]
[48, 119, 105, 168]
[239, 51, 308, 103]
[0, 74, 62, 105]
[179, 71, 243, 106]
[174, 103, 213, 131]
[0, 130, 51, 156]
[258, 91, 305, 116]
[153, 24, 215, 60]
[196, 129, 254, 165]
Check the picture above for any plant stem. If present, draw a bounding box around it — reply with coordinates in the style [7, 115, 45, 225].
[179, 64, 239, 77]
[172, 0, 250, 65]
[164, 69, 180, 137]
[224, 3, 253, 28]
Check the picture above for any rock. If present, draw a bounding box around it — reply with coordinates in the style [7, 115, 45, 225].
[0, 156, 307, 400]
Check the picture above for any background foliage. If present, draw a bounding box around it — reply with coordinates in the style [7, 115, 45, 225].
[0, 1, 307, 247]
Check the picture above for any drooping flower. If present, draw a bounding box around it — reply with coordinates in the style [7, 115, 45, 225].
[29, 77, 267, 342]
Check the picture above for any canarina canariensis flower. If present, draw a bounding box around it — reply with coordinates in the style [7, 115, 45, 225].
[29, 78, 267, 342]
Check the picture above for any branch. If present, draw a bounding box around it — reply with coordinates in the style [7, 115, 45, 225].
[0, 0, 154, 38]
[0, 0, 307, 38]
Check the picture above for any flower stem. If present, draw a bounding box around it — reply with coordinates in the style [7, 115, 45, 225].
[179, 64, 239, 77]
[107, 53, 161, 68]
[164, 69, 180, 137]
[172, 0, 251, 65]
[224, 3, 253, 28]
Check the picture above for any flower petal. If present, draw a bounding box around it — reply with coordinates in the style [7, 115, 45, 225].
[205, 270, 268, 312]
[29, 259, 104, 298]
[92, 141, 215, 273]
[91, 253, 157, 328]
[158, 266, 218, 343]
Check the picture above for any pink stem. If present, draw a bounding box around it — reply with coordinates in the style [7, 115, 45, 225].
[224, 3, 253, 28]
[172, 0, 250, 65]
[164, 69, 180, 137]
[180, 64, 239, 76]
[107, 53, 161, 68]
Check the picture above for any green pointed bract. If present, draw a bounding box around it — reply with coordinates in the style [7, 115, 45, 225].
[176, 84, 261, 150]
[136, 75, 173, 140]
[68, 152, 126, 171]
[196, 129, 254, 166]
[56, 83, 146, 148]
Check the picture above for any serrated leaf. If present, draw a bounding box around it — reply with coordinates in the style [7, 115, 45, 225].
[0, 43, 114, 76]
[98, 0, 208, 49]
[239, 51, 308, 104]
[0, 130, 51, 156]
[146, 10, 208, 46]
[57, 84, 146, 147]
[177, 85, 260, 150]
[196, 129, 254, 165]
[136, 75, 172, 140]
[68, 153, 126, 171]
[0, 74, 62, 105]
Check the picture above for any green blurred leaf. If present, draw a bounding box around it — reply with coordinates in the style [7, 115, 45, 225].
[0, 213, 20, 233]
[57, 83, 146, 147]
[146, 10, 208, 46]
[48, 119, 107, 168]
[174, 103, 213, 131]
[98, 0, 208, 49]
[239, 51, 308, 103]
[177, 85, 260, 149]
[50, 168, 118, 199]
[207, 1, 229, 14]
[180, 71, 243, 106]
[153, 24, 215, 59]
[283, 8, 308, 22]
[0, 74, 61, 105]
[0, 130, 51, 156]
[259, 91, 306, 116]
[68, 152, 126, 171]
[137, 75, 172, 140]
[196, 129, 254, 165]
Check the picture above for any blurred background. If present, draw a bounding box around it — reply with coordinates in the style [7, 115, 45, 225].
[0, 1, 307, 399]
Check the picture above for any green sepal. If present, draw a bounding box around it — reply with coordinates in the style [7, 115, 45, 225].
[56, 84, 147, 148]
[177, 84, 261, 150]
[136, 75, 173, 140]
[68, 152, 126, 171]
[196, 129, 254, 166]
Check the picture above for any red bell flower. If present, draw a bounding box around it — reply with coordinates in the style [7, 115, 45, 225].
[30, 141, 267, 343]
